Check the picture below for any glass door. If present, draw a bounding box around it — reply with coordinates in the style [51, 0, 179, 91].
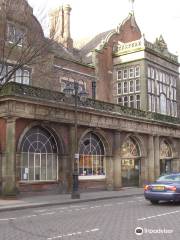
[121, 159, 140, 187]
[160, 159, 172, 175]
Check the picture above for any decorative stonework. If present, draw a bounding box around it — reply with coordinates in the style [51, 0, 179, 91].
[1, 82, 180, 126]
[114, 36, 178, 63]
[1, 83, 180, 140]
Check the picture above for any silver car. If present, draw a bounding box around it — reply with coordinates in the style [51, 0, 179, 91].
[144, 173, 180, 204]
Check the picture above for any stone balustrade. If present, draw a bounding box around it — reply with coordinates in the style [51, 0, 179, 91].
[1, 82, 180, 125]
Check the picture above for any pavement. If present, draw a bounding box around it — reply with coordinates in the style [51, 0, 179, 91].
[0, 187, 143, 212]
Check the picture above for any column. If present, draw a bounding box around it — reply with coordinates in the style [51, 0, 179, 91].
[113, 132, 121, 190]
[66, 126, 75, 193]
[154, 136, 160, 178]
[2, 117, 17, 196]
[105, 156, 113, 190]
[59, 154, 69, 193]
[147, 135, 155, 182]
[139, 157, 146, 186]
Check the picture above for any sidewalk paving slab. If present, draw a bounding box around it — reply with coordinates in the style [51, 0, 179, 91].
[0, 187, 143, 212]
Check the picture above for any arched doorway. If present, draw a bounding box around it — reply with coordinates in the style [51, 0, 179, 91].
[79, 132, 105, 178]
[120, 137, 141, 187]
[20, 126, 59, 182]
[160, 140, 172, 175]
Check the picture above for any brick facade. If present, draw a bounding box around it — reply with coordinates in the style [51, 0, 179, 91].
[0, 0, 180, 196]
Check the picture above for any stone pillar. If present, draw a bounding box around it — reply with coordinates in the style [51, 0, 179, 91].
[59, 154, 69, 193]
[177, 160, 180, 172]
[147, 135, 155, 182]
[2, 117, 17, 196]
[113, 132, 121, 190]
[154, 136, 160, 178]
[172, 159, 179, 173]
[105, 156, 113, 190]
[139, 157, 146, 186]
[66, 126, 75, 192]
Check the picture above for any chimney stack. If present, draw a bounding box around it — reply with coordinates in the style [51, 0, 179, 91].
[49, 4, 73, 49]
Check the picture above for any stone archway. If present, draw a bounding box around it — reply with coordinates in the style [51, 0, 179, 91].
[120, 136, 141, 187]
[160, 140, 173, 175]
[78, 132, 106, 178]
[19, 126, 59, 182]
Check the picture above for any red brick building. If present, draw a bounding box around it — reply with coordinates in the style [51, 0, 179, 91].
[0, 0, 180, 196]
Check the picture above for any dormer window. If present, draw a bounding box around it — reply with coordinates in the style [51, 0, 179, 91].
[7, 22, 24, 46]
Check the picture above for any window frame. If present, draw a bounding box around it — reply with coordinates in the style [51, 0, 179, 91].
[136, 95, 141, 109]
[7, 22, 25, 47]
[129, 67, 134, 79]
[135, 79, 140, 92]
[123, 69, 128, 79]
[117, 70, 122, 80]
[123, 81, 128, 94]
[135, 66, 140, 77]
[129, 80, 134, 93]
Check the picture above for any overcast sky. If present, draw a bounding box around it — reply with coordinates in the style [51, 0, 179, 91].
[27, 0, 180, 56]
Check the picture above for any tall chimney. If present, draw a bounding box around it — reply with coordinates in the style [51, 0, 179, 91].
[62, 4, 73, 49]
[49, 4, 73, 49]
[49, 7, 63, 40]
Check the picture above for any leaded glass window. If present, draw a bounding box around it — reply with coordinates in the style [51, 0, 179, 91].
[79, 133, 105, 177]
[120, 137, 140, 158]
[160, 141, 172, 159]
[20, 127, 58, 181]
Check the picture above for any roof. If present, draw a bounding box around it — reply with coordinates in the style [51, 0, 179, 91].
[48, 39, 81, 62]
[78, 12, 142, 64]
[80, 30, 114, 64]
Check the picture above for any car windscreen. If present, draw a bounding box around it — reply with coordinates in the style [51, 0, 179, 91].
[157, 175, 180, 182]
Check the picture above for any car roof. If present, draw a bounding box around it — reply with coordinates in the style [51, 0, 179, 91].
[159, 173, 180, 178]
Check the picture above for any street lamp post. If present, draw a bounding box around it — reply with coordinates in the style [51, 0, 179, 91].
[63, 80, 87, 199]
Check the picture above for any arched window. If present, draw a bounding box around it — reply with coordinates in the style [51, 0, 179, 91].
[160, 140, 172, 174]
[20, 127, 58, 181]
[120, 137, 140, 158]
[160, 141, 172, 159]
[120, 137, 141, 187]
[79, 133, 105, 177]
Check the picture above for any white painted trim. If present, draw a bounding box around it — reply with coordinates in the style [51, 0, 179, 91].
[79, 175, 106, 180]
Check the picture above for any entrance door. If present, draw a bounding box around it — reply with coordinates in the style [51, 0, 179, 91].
[121, 159, 140, 187]
[160, 159, 172, 175]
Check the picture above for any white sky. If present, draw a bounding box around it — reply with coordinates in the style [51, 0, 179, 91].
[27, 0, 180, 56]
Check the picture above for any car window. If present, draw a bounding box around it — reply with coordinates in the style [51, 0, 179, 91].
[157, 175, 180, 182]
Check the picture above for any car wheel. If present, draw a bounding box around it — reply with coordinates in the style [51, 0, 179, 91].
[150, 200, 159, 205]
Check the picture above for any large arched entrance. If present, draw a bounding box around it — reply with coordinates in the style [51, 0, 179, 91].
[120, 137, 141, 187]
[19, 126, 59, 182]
[78, 132, 105, 179]
[160, 140, 172, 175]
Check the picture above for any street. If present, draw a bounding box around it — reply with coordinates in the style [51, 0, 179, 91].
[0, 195, 180, 240]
